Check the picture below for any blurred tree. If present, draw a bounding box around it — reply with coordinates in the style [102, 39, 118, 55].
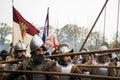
[0, 23, 12, 51]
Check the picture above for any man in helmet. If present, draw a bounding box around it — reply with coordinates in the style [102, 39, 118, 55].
[0, 50, 9, 80]
[90, 45, 111, 80]
[14, 40, 27, 59]
[108, 53, 118, 76]
[27, 34, 59, 80]
[4, 34, 60, 80]
[79, 48, 93, 80]
[57, 44, 82, 80]
[3, 40, 28, 80]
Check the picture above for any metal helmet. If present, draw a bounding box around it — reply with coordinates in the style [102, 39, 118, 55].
[30, 34, 45, 53]
[14, 40, 27, 52]
[95, 45, 109, 57]
[81, 47, 89, 59]
[59, 44, 73, 54]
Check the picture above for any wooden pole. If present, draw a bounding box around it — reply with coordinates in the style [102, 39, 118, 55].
[73, 0, 109, 62]
[116, 0, 120, 48]
[46, 48, 120, 58]
[103, 6, 106, 42]
[79, 0, 109, 52]
[77, 65, 120, 68]
[1, 48, 120, 64]
[0, 70, 120, 79]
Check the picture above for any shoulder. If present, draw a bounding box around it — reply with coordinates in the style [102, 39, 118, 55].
[43, 58, 56, 67]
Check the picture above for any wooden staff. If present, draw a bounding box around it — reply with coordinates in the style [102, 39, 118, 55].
[74, 0, 109, 61]
[8, 43, 14, 56]
[46, 48, 120, 58]
[0, 58, 28, 64]
[1, 48, 120, 64]
[0, 70, 120, 79]
[77, 65, 120, 68]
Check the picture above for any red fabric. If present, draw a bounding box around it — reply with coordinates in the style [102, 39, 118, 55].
[53, 37, 58, 50]
[13, 6, 40, 36]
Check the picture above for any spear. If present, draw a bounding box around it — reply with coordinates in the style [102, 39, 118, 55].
[74, 0, 109, 61]
[0, 70, 120, 79]
[46, 48, 120, 58]
[1, 48, 120, 64]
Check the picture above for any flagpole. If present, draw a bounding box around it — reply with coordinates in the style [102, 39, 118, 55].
[9, 0, 14, 56]
[12, 0, 14, 45]
[47, 7, 49, 36]
[73, 0, 109, 62]
[12, 0, 14, 5]
[103, 6, 106, 42]
[116, 0, 120, 48]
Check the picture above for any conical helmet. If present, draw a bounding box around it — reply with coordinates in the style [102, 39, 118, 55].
[30, 34, 44, 53]
[14, 40, 27, 52]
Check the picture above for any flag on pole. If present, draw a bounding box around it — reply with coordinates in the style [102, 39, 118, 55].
[13, 6, 40, 46]
[42, 7, 49, 43]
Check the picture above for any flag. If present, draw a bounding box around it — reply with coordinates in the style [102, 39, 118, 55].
[13, 6, 40, 48]
[13, 6, 39, 36]
[42, 7, 49, 43]
[52, 37, 59, 50]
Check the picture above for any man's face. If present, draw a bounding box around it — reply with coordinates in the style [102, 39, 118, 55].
[102, 55, 109, 62]
[17, 50, 26, 59]
[31, 47, 45, 64]
[34, 47, 44, 55]
[63, 56, 71, 63]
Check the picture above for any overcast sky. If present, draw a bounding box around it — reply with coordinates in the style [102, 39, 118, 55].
[0, 0, 120, 43]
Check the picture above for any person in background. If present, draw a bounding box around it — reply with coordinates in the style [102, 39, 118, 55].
[108, 53, 118, 76]
[4, 40, 28, 80]
[79, 47, 92, 80]
[0, 50, 9, 80]
[90, 45, 110, 80]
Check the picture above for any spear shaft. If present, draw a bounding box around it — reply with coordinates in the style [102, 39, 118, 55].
[73, 0, 109, 62]
[0, 70, 120, 79]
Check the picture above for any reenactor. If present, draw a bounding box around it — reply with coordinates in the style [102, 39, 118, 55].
[117, 57, 120, 77]
[0, 57, 4, 80]
[2, 40, 28, 80]
[0, 50, 9, 61]
[79, 48, 93, 80]
[0, 50, 8, 80]
[90, 45, 110, 80]
[3, 34, 60, 80]
[57, 43, 82, 80]
[0, 50, 9, 80]
[14, 40, 28, 59]
[108, 53, 118, 76]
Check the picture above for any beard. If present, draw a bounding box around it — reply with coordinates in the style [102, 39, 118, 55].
[58, 58, 71, 67]
[18, 55, 26, 59]
[31, 54, 44, 65]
